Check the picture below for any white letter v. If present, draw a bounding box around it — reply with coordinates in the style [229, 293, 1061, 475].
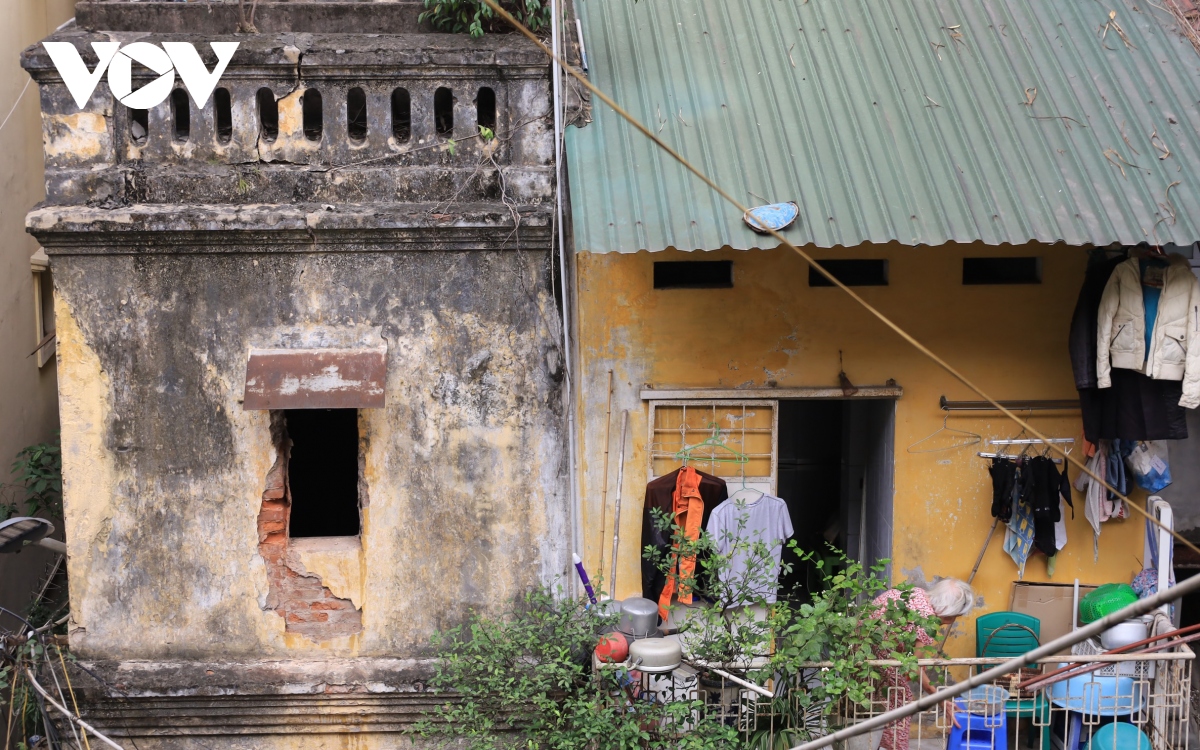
[43, 42, 120, 109]
[164, 42, 239, 108]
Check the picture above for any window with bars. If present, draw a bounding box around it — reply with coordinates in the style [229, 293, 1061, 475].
[646, 401, 778, 493]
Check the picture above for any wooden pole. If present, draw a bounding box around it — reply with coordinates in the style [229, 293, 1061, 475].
[609, 410, 629, 601]
[938, 517, 1000, 650]
[597, 370, 614, 587]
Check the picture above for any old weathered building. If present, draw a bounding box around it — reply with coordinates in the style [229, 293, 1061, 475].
[23, 2, 569, 744]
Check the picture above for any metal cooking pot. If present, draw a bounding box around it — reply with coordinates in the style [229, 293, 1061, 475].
[628, 637, 682, 673]
[617, 597, 661, 639]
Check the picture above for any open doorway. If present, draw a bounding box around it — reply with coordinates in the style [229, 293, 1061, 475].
[776, 399, 895, 601]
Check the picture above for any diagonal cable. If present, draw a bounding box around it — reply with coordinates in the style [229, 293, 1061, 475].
[480, 0, 1200, 558]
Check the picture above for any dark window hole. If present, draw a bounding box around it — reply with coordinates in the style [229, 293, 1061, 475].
[809, 259, 889, 287]
[169, 89, 189, 142]
[256, 87, 278, 142]
[391, 88, 411, 142]
[130, 108, 148, 145]
[302, 88, 323, 141]
[214, 87, 232, 144]
[963, 257, 1042, 285]
[435, 87, 454, 136]
[347, 87, 367, 142]
[284, 408, 360, 538]
[477, 86, 496, 130]
[653, 261, 733, 289]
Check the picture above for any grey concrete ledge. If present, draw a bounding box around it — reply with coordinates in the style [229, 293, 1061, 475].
[28, 201, 553, 252]
[23, 28, 550, 81]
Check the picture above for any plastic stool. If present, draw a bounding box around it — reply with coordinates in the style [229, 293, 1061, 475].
[948, 703, 1009, 750]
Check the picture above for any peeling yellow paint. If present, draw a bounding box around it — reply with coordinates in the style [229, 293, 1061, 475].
[42, 112, 107, 161]
[294, 537, 367, 610]
[55, 296, 117, 645]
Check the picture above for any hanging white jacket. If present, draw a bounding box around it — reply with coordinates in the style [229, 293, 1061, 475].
[1096, 254, 1200, 409]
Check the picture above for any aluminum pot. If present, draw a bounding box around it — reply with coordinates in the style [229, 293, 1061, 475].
[628, 637, 682, 673]
[617, 597, 660, 639]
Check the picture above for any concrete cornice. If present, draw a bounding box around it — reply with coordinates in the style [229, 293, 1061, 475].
[22, 28, 551, 82]
[28, 202, 553, 253]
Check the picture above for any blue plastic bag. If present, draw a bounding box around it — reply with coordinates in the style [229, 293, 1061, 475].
[1125, 441, 1172, 493]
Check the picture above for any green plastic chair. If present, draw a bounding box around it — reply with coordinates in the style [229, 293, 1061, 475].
[976, 612, 1050, 750]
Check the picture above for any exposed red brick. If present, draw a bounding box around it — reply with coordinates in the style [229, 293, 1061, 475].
[256, 413, 363, 641]
[311, 598, 354, 611]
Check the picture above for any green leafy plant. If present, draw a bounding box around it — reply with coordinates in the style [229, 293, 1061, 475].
[418, 0, 551, 38]
[418, 588, 740, 749]
[768, 548, 940, 712]
[4, 439, 63, 521]
[421, 510, 939, 748]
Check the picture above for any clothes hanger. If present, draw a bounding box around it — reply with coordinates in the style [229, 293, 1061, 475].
[906, 414, 982, 454]
[726, 468, 765, 506]
[674, 423, 750, 467]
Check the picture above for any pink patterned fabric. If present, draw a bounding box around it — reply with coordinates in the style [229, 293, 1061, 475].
[871, 588, 938, 750]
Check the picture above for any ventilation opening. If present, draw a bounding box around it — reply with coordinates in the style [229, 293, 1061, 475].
[477, 86, 496, 130]
[391, 88, 411, 143]
[285, 409, 360, 538]
[963, 257, 1042, 285]
[256, 87, 278, 143]
[130, 108, 148, 145]
[347, 87, 367, 142]
[169, 89, 190, 142]
[809, 259, 889, 287]
[302, 89, 323, 141]
[214, 88, 232, 144]
[435, 87, 454, 136]
[653, 261, 733, 289]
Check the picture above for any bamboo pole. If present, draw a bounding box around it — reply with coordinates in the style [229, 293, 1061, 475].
[597, 370, 614, 587]
[609, 410, 629, 600]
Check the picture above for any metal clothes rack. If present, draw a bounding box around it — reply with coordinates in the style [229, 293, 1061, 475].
[977, 437, 1072, 464]
[940, 396, 1080, 411]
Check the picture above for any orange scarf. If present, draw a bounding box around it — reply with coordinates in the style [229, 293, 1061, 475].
[657, 466, 705, 620]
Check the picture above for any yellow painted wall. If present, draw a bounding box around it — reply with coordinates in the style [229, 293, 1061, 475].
[0, 0, 72, 614]
[575, 242, 1150, 657]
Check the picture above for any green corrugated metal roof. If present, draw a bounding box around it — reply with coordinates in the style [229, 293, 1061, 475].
[565, 0, 1200, 252]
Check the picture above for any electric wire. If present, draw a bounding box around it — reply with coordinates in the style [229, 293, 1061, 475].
[478, 0, 1200, 561]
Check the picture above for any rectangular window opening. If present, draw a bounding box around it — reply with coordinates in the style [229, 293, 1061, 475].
[963, 257, 1042, 285]
[285, 408, 360, 538]
[653, 260, 733, 289]
[808, 259, 889, 287]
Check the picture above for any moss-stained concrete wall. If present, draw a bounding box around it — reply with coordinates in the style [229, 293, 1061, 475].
[575, 243, 1148, 658]
[55, 248, 568, 660]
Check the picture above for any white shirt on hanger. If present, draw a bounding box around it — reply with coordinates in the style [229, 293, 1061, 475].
[706, 494, 794, 605]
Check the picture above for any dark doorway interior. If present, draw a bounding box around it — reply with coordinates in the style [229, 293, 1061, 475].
[285, 408, 360, 538]
[776, 399, 895, 601]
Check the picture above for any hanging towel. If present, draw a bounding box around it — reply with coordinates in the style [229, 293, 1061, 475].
[1004, 469, 1035, 578]
[1076, 441, 1108, 560]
